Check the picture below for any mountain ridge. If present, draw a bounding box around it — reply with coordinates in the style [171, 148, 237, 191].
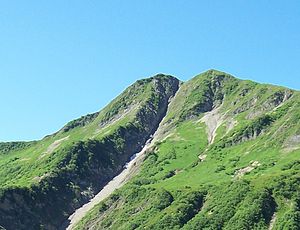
[0, 75, 179, 229]
[0, 69, 295, 142]
[73, 71, 300, 230]
[1, 70, 300, 230]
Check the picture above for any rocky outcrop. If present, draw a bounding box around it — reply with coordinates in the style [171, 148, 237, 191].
[180, 73, 230, 121]
[246, 90, 293, 119]
[215, 114, 274, 148]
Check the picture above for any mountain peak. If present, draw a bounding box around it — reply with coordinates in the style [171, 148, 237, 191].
[134, 73, 178, 86]
[199, 69, 234, 79]
[151, 73, 179, 82]
[204, 68, 225, 74]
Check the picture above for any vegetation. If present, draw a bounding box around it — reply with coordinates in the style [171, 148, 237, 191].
[0, 74, 179, 229]
[76, 70, 300, 230]
[1, 70, 300, 230]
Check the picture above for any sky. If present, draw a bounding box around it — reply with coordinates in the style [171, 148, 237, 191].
[0, 1, 300, 141]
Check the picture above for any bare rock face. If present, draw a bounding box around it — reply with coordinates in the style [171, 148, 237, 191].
[233, 97, 258, 115]
[282, 134, 300, 152]
[180, 73, 229, 121]
[247, 90, 293, 119]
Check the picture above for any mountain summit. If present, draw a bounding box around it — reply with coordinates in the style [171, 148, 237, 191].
[1, 70, 299, 230]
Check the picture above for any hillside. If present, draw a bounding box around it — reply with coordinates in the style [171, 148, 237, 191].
[1, 70, 300, 230]
[74, 70, 300, 230]
[0, 75, 179, 229]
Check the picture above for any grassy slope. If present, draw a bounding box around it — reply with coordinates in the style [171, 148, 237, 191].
[76, 70, 300, 230]
[0, 74, 179, 230]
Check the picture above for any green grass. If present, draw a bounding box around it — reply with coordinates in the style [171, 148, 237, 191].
[76, 70, 300, 230]
[0, 74, 180, 229]
[1, 70, 300, 229]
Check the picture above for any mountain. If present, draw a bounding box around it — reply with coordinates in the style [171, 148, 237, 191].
[1, 70, 300, 230]
[0, 75, 179, 229]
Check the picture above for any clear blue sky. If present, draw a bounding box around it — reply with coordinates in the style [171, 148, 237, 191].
[1, 1, 300, 141]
